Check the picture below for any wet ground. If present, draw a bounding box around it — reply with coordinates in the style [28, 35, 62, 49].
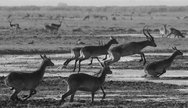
[0, 53, 188, 108]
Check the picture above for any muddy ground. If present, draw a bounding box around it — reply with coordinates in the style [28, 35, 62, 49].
[0, 53, 188, 108]
[1, 77, 188, 108]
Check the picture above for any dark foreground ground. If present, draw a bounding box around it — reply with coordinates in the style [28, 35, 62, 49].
[0, 77, 188, 108]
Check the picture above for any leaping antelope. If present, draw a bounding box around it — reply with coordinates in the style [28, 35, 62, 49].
[77, 36, 118, 72]
[62, 46, 108, 72]
[59, 61, 112, 104]
[144, 47, 183, 78]
[104, 25, 157, 66]
[4, 55, 54, 101]
[167, 27, 185, 38]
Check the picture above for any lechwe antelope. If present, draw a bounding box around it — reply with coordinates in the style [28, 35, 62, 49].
[159, 24, 170, 37]
[105, 25, 157, 66]
[77, 36, 118, 72]
[51, 19, 63, 30]
[144, 47, 183, 78]
[4, 55, 54, 101]
[59, 62, 112, 104]
[167, 27, 185, 38]
[45, 24, 56, 32]
[8, 20, 20, 30]
[62, 47, 107, 72]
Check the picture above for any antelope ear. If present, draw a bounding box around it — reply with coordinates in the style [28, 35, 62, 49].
[110, 36, 113, 39]
[172, 47, 177, 50]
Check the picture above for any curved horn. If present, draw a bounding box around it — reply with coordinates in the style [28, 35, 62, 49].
[146, 26, 154, 41]
[143, 25, 149, 39]
[40, 55, 44, 59]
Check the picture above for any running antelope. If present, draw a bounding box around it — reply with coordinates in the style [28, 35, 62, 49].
[167, 28, 185, 38]
[144, 47, 183, 78]
[159, 24, 170, 37]
[59, 62, 112, 104]
[104, 26, 157, 66]
[4, 55, 54, 101]
[77, 36, 118, 72]
[63, 47, 108, 72]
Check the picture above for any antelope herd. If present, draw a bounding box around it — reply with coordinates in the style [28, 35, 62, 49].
[2, 21, 186, 104]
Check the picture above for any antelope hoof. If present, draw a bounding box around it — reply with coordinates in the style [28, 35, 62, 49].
[59, 99, 65, 105]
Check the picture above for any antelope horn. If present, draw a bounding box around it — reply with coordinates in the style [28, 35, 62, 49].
[143, 25, 149, 39]
[146, 26, 154, 41]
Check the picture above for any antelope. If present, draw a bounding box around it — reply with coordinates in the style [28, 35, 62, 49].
[167, 28, 185, 38]
[50, 20, 63, 30]
[8, 20, 20, 30]
[45, 24, 58, 33]
[4, 55, 54, 101]
[144, 47, 183, 78]
[159, 24, 170, 37]
[104, 25, 157, 66]
[77, 36, 118, 72]
[59, 61, 112, 104]
[63, 47, 108, 72]
[83, 15, 90, 20]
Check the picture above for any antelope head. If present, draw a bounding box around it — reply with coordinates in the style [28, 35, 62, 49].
[143, 25, 157, 47]
[99, 61, 112, 75]
[172, 47, 183, 56]
[40, 54, 55, 66]
[110, 36, 118, 44]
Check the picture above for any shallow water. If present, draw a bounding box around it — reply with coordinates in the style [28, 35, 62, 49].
[0, 53, 188, 86]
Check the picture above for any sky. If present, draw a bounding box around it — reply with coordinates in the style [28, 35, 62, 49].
[0, 0, 188, 6]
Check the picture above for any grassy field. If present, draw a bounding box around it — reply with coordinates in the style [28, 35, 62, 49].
[0, 6, 188, 54]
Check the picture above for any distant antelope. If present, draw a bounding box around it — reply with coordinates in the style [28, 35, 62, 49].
[76, 39, 85, 45]
[167, 27, 185, 38]
[159, 24, 170, 37]
[104, 25, 157, 66]
[8, 20, 20, 30]
[50, 19, 63, 30]
[83, 15, 90, 20]
[144, 47, 183, 78]
[77, 36, 118, 72]
[59, 61, 112, 104]
[4, 55, 54, 101]
[45, 24, 58, 33]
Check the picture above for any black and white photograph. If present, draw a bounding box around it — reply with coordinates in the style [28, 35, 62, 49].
[0, 0, 188, 107]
